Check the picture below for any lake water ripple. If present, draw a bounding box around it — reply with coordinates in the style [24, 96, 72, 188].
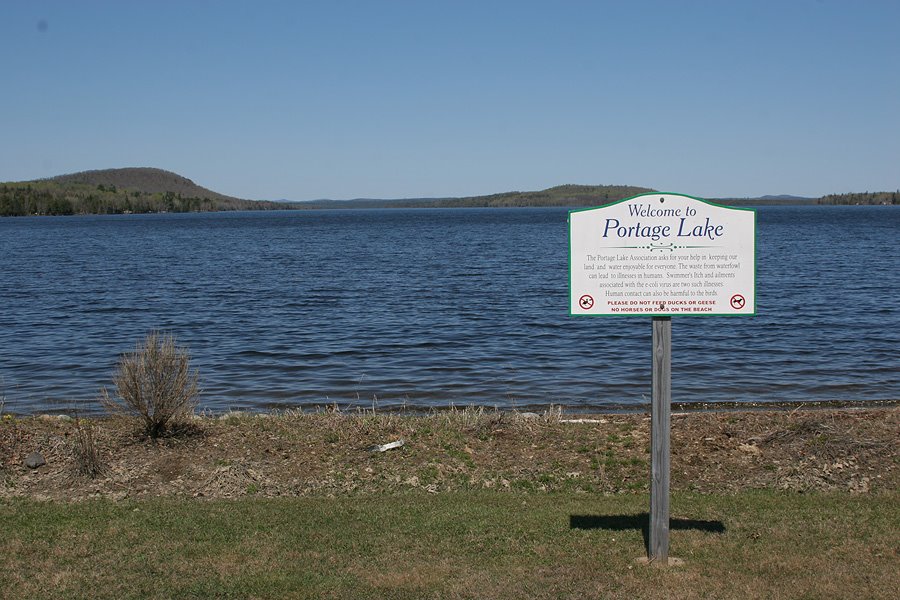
[1, 206, 897, 414]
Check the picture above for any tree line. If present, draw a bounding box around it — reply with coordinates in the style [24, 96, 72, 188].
[300, 185, 655, 209]
[3, 180, 897, 217]
[0, 182, 294, 216]
[818, 191, 899, 205]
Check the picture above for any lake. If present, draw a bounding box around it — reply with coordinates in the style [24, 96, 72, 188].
[1, 206, 897, 415]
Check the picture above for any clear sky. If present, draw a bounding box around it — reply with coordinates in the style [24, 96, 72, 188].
[2, 1, 898, 200]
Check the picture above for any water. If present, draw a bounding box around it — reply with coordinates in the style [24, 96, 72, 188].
[1, 206, 897, 414]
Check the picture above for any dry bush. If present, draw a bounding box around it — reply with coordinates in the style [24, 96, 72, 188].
[72, 417, 103, 477]
[102, 331, 200, 438]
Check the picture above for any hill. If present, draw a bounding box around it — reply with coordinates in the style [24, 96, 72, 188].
[444, 183, 657, 208]
[48, 168, 238, 202]
[0, 168, 294, 216]
[300, 184, 656, 209]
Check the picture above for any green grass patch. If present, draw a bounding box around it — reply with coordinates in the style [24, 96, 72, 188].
[2, 491, 897, 599]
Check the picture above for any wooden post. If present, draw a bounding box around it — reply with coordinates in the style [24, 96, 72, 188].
[649, 316, 671, 564]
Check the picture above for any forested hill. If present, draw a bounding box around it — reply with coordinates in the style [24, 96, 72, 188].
[432, 184, 656, 208]
[49, 168, 236, 201]
[0, 168, 295, 216]
[302, 184, 656, 209]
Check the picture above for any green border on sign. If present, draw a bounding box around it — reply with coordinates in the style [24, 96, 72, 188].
[568, 192, 757, 317]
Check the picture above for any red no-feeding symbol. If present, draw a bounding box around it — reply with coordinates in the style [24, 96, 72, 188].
[579, 295, 594, 310]
[730, 294, 746, 310]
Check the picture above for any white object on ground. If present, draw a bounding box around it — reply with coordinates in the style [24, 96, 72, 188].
[369, 439, 405, 452]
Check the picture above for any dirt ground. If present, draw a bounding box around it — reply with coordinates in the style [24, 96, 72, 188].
[1, 406, 897, 502]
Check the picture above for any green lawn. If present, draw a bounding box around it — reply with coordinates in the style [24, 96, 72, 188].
[2, 491, 897, 599]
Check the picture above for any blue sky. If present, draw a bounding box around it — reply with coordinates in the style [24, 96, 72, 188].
[2, 1, 898, 200]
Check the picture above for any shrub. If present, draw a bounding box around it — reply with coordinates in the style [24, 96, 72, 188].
[72, 417, 103, 477]
[103, 331, 200, 438]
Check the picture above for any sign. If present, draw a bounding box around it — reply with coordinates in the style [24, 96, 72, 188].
[569, 193, 755, 316]
[568, 192, 756, 564]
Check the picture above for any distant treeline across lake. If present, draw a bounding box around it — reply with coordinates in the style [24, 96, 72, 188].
[1, 167, 897, 217]
[0, 205, 897, 414]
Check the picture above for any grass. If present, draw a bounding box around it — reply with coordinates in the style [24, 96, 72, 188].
[2, 490, 897, 599]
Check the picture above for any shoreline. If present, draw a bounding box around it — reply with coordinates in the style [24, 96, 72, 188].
[4, 199, 898, 219]
[3, 405, 896, 502]
[8, 397, 899, 420]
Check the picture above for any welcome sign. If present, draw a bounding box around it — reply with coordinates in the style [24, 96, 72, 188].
[569, 193, 756, 316]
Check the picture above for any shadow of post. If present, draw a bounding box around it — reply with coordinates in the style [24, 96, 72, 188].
[569, 513, 725, 553]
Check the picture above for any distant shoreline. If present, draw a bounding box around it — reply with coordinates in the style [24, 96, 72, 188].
[2, 167, 896, 216]
[6, 198, 897, 218]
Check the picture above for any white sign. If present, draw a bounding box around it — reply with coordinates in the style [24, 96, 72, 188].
[569, 193, 755, 316]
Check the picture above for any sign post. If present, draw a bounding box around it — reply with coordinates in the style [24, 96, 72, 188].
[569, 193, 755, 565]
[650, 315, 671, 563]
